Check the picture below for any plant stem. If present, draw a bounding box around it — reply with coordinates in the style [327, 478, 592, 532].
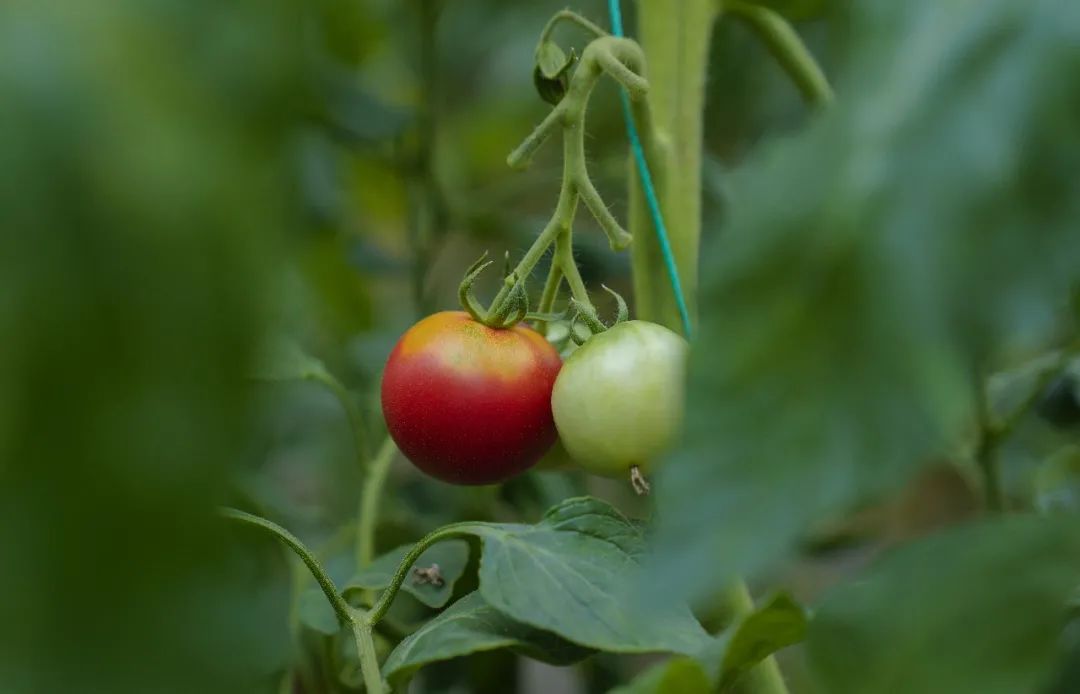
[556, 229, 590, 305]
[538, 9, 608, 44]
[357, 437, 398, 570]
[222, 508, 354, 630]
[534, 260, 564, 334]
[222, 508, 389, 694]
[367, 523, 483, 626]
[351, 619, 385, 694]
[632, 3, 788, 692]
[724, 2, 833, 107]
[485, 35, 648, 325]
[631, 0, 714, 331]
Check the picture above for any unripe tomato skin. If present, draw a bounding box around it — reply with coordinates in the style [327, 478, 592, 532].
[381, 311, 562, 485]
[551, 321, 687, 478]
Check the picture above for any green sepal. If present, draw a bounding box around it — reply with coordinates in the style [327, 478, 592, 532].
[458, 252, 492, 323]
[533, 42, 577, 105]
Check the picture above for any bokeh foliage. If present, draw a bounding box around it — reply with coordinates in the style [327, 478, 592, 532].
[4, 0, 1080, 692]
[0, 0, 302, 691]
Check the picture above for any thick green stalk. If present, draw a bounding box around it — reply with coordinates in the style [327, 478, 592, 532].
[630, 3, 787, 692]
[630, 0, 714, 333]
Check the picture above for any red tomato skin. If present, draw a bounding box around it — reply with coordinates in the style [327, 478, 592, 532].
[381, 311, 562, 485]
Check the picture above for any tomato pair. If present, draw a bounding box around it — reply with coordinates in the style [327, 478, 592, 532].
[381, 310, 687, 485]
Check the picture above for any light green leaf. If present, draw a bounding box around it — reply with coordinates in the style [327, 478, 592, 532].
[382, 591, 591, 685]
[342, 539, 470, 609]
[807, 517, 1080, 694]
[614, 592, 807, 693]
[715, 592, 807, 688]
[609, 658, 711, 694]
[470, 497, 710, 655]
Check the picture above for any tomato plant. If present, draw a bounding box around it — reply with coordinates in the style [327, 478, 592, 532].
[10, 0, 1080, 693]
[381, 311, 561, 485]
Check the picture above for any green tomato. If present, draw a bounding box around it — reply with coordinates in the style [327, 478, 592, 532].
[550, 320, 688, 478]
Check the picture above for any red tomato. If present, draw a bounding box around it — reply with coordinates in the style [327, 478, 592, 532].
[381, 311, 562, 485]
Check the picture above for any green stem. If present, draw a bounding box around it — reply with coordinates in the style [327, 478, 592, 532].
[351, 619, 385, 694]
[534, 260, 564, 335]
[538, 9, 608, 44]
[632, 3, 787, 692]
[368, 523, 483, 626]
[222, 508, 354, 630]
[630, 0, 714, 331]
[555, 230, 590, 306]
[724, 2, 834, 107]
[357, 437, 398, 570]
[486, 35, 650, 324]
[223, 508, 388, 694]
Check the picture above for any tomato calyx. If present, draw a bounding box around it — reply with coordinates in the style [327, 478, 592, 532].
[458, 251, 569, 330]
[568, 284, 628, 345]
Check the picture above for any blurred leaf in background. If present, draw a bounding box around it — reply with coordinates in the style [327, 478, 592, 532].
[653, 0, 1080, 599]
[0, 0, 306, 691]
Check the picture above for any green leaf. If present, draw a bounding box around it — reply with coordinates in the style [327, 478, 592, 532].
[653, 0, 1080, 599]
[342, 539, 470, 609]
[609, 592, 806, 693]
[807, 516, 1080, 694]
[609, 657, 711, 694]
[714, 592, 807, 687]
[533, 41, 576, 105]
[1036, 445, 1080, 514]
[469, 497, 710, 655]
[298, 587, 340, 636]
[382, 591, 592, 686]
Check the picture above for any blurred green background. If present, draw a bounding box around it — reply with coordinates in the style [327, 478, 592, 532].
[3, 0, 1079, 692]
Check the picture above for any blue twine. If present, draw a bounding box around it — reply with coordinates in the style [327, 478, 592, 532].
[607, 0, 693, 338]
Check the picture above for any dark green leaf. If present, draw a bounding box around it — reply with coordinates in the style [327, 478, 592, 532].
[653, 0, 1080, 599]
[468, 497, 710, 654]
[807, 517, 1080, 694]
[342, 539, 470, 609]
[298, 588, 340, 636]
[533, 41, 576, 105]
[382, 591, 592, 685]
